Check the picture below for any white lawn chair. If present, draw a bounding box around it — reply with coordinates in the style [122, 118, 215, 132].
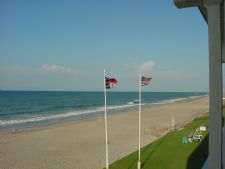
[192, 127, 204, 142]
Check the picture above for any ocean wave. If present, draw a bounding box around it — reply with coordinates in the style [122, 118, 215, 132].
[150, 95, 206, 106]
[0, 95, 206, 127]
[0, 104, 136, 126]
[52, 103, 95, 109]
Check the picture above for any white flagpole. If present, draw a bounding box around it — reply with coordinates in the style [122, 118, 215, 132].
[104, 69, 109, 169]
[138, 74, 142, 169]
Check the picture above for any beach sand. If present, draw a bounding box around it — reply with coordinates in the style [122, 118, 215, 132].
[0, 96, 209, 169]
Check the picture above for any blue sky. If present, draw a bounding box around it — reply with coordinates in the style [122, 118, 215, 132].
[0, 0, 210, 92]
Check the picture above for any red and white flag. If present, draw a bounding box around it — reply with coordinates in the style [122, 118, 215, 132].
[105, 77, 118, 89]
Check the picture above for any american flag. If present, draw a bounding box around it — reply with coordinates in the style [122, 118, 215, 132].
[105, 77, 118, 89]
[141, 76, 152, 86]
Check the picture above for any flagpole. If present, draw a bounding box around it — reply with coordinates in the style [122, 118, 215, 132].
[104, 69, 109, 169]
[138, 74, 142, 169]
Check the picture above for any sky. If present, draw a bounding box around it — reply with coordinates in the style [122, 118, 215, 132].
[0, 0, 210, 92]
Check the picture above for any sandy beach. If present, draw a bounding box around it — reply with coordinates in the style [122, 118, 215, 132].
[0, 96, 209, 169]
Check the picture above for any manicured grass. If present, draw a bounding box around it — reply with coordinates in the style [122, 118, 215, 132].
[109, 115, 209, 169]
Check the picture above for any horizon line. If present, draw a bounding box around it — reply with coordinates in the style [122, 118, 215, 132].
[0, 89, 209, 93]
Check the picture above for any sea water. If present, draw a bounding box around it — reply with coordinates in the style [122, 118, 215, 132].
[0, 91, 207, 130]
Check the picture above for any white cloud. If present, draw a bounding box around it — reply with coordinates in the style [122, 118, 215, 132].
[41, 64, 78, 74]
[138, 60, 155, 74]
[154, 70, 199, 80]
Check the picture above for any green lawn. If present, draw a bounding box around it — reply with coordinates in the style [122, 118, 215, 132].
[108, 115, 209, 169]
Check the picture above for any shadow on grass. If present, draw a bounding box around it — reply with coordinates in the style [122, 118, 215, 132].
[186, 134, 208, 169]
[141, 135, 167, 168]
[126, 134, 167, 169]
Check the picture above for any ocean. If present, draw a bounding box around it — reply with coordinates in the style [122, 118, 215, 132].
[0, 91, 207, 130]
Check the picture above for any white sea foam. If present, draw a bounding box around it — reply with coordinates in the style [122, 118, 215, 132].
[0, 104, 137, 126]
[151, 95, 207, 106]
[0, 95, 207, 127]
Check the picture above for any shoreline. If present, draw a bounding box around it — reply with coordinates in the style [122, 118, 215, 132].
[0, 96, 209, 169]
[0, 94, 208, 133]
